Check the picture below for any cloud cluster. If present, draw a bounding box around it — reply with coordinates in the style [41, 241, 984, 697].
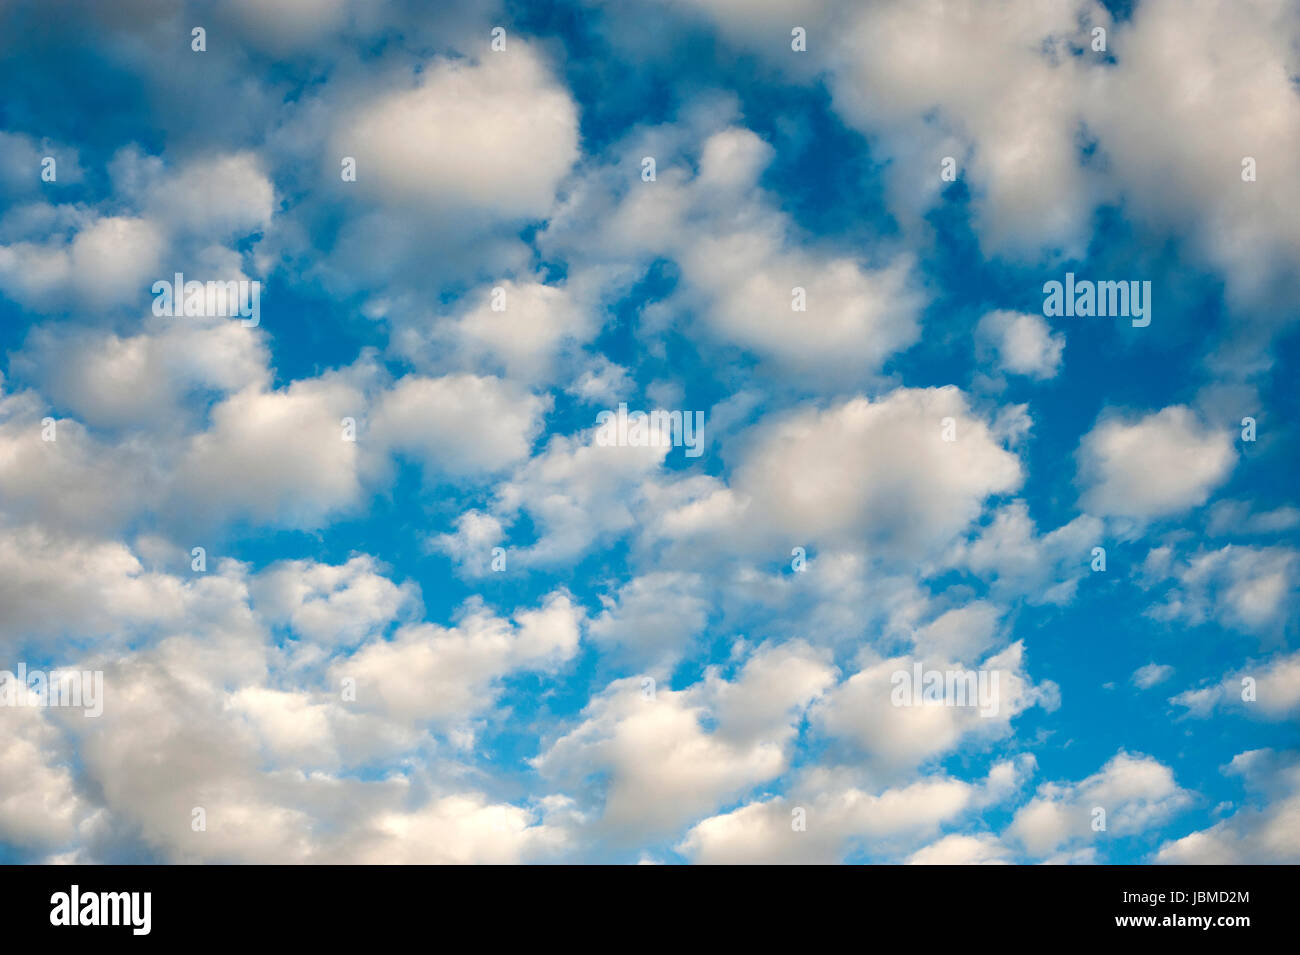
[0, 0, 1295, 866]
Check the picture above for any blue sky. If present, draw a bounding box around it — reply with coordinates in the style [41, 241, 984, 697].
[0, 0, 1297, 864]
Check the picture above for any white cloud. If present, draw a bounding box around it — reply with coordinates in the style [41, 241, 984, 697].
[1131, 663, 1174, 690]
[0, 696, 90, 849]
[948, 501, 1102, 606]
[1083, 0, 1300, 314]
[169, 373, 366, 530]
[1077, 406, 1235, 519]
[251, 556, 418, 647]
[732, 388, 1021, 556]
[0, 524, 185, 650]
[910, 601, 1004, 664]
[370, 373, 549, 478]
[0, 544, 597, 863]
[976, 309, 1065, 380]
[1143, 544, 1297, 635]
[906, 832, 1012, 865]
[430, 510, 507, 578]
[825, 0, 1110, 258]
[468, 424, 673, 569]
[42, 625, 576, 863]
[814, 641, 1057, 771]
[589, 571, 710, 668]
[345, 793, 570, 864]
[143, 152, 274, 241]
[4, 0, 1295, 868]
[0, 131, 83, 196]
[0, 215, 164, 312]
[332, 591, 582, 726]
[1206, 500, 1300, 538]
[1170, 650, 1300, 721]
[671, 0, 1300, 334]
[542, 124, 924, 379]
[0, 385, 159, 537]
[657, 387, 1022, 563]
[453, 385, 1025, 577]
[535, 640, 835, 840]
[1007, 752, 1192, 858]
[1156, 750, 1300, 864]
[334, 43, 578, 219]
[565, 356, 633, 405]
[679, 756, 1033, 864]
[15, 319, 270, 430]
[0, 150, 274, 317]
[441, 274, 634, 387]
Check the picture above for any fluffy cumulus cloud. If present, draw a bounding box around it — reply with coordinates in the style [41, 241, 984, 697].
[1169, 650, 1300, 721]
[1141, 543, 1298, 635]
[0, 699, 90, 849]
[440, 420, 676, 570]
[535, 640, 835, 840]
[0, 524, 186, 650]
[946, 500, 1102, 606]
[250, 555, 419, 646]
[644, 386, 1023, 567]
[0, 554, 583, 863]
[976, 310, 1065, 380]
[828, 0, 1112, 257]
[344, 793, 572, 865]
[730, 388, 1021, 553]
[680, 755, 1035, 864]
[910, 601, 1005, 664]
[369, 373, 550, 477]
[588, 571, 711, 668]
[14, 319, 270, 430]
[1156, 750, 1300, 864]
[169, 374, 368, 530]
[1007, 752, 1192, 859]
[0, 382, 161, 537]
[541, 123, 925, 381]
[668, 0, 1300, 327]
[906, 833, 1013, 866]
[336, 590, 583, 727]
[0, 0, 1295, 867]
[0, 148, 273, 315]
[1077, 406, 1236, 520]
[814, 641, 1058, 771]
[334, 43, 579, 219]
[0, 214, 165, 312]
[1084, 0, 1300, 314]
